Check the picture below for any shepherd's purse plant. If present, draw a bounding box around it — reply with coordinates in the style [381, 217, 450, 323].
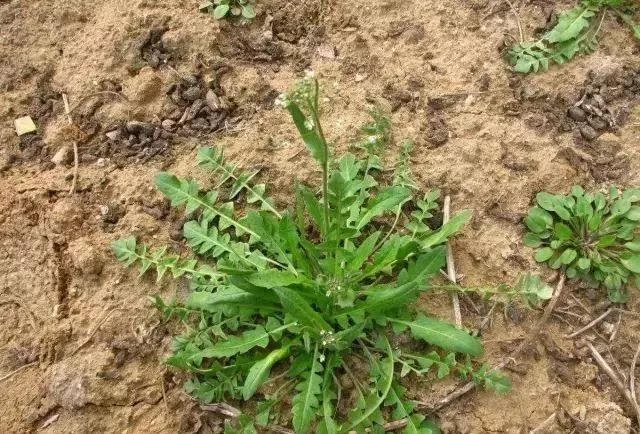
[508, 0, 640, 73]
[114, 76, 550, 432]
[525, 186, 640, 302]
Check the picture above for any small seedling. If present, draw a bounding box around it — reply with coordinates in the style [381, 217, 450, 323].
[508, 0, 640, 73]
[200, 0, 256, 20]
[525, 186, 640, 302]
[114, 77, 547, 432]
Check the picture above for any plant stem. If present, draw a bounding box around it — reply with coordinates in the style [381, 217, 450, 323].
[371, 204, 403, 255]
[310, 80, 331, 240]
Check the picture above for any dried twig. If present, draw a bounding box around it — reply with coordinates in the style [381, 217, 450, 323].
[200, 403, 241, 418]
[630, 342, 640, 407]
[0, 361, 38, 382]
[565, 307, 613, 339]
[475, 301, 498, 337]
[264, 426, 295, 434]
[382, 419, 409, 431]
[609, 311, 622, 343]
[0, 297, 37, 330]
[68, 91, 128, 114]
[40, 414, 59, 429]
[504, 0, 524, 43]
[72, 307, 118, 355]
[428, 88, 510, 99]
[160, 374, 169, 416]
[424, 275, 566, 412]
[568, 293, 591, 315]
[62, 94, 79, 195]
[529, 412, 557, 434]
[443, 196, 462, 328]
[587, 342, 640, 428]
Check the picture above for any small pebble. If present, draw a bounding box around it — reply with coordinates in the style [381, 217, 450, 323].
[182, 86, 202, 101]
[161, 119, 176, 130]
[105, 130, 121, 141]
[567, 106, 587, 122]
[580, 125, 598, 141]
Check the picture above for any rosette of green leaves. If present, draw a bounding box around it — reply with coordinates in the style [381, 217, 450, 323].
[200, 0, 256, 20]
[524, 186, 640, 302]
[114, 77, 516, 433]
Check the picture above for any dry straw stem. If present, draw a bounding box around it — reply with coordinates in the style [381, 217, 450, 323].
[586, 341, 640, 428]
[503, 0, 524, 43]
[529, 412, 557, 434]
[565, 307, 613, 339]
[424, 274, 566, 413]
[0, 296, 37, 330]
[0, 361, 38, 383]
[630, 342, 640, 413]
[72, 307, 119, 355]
[62, 93, 79, 195]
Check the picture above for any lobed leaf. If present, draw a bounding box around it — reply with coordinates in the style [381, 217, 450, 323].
[390, 315, 483, 356]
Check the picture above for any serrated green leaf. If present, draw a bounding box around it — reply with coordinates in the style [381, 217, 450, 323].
[347, 231, 381, 272]
[334, 281, 418, 321]
[420, 210, 472, 249]
[390, 315, 483, 356]
[273, 287, 332, 333]
[244, 270, 305, 288]
[356, 185, 412, 229]
[292, 344, 323, 433]
[194, 326, 272, 359]
[155, 172, 258, 237]
[242, 346, 290, 399]
[545, 7, 596, 43]
[346, 336, 394, 430]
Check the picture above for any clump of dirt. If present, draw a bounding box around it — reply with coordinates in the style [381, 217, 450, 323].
[120, 16, 172, 73]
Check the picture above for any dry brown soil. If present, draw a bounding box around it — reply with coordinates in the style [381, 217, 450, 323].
[2, 0, 640, 432]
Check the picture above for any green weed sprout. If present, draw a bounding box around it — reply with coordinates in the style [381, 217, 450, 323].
[508, 0, 639, 73]
[525, 186, 640, 302]
[200, 0, 256, 20]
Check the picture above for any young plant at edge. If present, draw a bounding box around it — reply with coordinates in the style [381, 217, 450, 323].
[525, 185, 640, 302]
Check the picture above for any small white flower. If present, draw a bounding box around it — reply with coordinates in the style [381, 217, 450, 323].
[275, 93, 290, 108]
[305, 69, 316, 78]
[319, 354, 326, 363]
[368, 135, 378, 144]
[304, 118, 315, 130]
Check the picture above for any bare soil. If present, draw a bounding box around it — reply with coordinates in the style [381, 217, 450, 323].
[2, 0, 640, 432]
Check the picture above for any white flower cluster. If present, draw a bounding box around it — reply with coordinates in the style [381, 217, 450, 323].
[325, 282, 342, 297]
[319, 329, 336, 347]
[304, 118, 315, 130]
